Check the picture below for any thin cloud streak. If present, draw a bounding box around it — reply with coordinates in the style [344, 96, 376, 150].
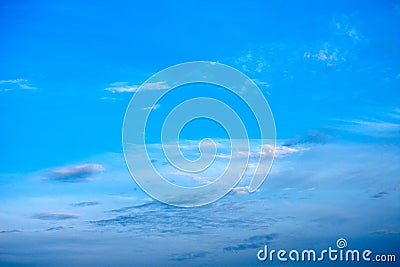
[105, 81, 169, 93]
[0, 78, 36, 92]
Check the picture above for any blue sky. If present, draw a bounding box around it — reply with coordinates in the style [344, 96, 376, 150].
[1, 0, 399, 172]
[0, 0, 399, 266]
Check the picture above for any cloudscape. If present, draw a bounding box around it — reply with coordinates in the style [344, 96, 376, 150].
[0, 1, 399, 266]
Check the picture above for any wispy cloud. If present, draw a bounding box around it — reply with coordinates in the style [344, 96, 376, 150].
[235, 48, 269, 74]
[303, 44, 346, 65]
[332, 14, 365, 42]
[223, 234, 277, 252]
[46, 226, 67, 231]
[273, 145, 305, 157]
[252, 79, 270, 88]
[169, 251, 210, 262]
[45, 163, 105, 183]
[371, 191, 388, 199]
[303, 13, 367, 69]
[388, 108, 400, 119]
[71, 201, 100, 207]
[0, 230, 21, 234]
[143, 104, 160, 111]
[33, 212, 80, 220]
[282, 130, 334, 146]
[222, 144, 305, 159]
[100, 96, 122, 101]
[233, 43, 296, 85]
[0, 79, 36, 92]
[338, 119, 400, 138]
[105, 81, 169, 93]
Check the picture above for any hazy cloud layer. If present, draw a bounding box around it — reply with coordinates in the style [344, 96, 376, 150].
[0, 142, 399, 265]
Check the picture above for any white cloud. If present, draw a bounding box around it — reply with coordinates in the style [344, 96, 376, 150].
[252, 79, 270, 88]
[231, 186, 251, 195]
[303, 14, 367, 69]
[0, 78, 27, 84]
[105, 81, 169, 93]
[0, 78, 36, 92]
[143, 104, 160, 111]
[105, 82, 139, 93]
[274, 145, 302, 157]
[227, 144, 305, 159]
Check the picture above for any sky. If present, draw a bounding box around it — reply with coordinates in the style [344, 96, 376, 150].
[0, 0, 399, 266]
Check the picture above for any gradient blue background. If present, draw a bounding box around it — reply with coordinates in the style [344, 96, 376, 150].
[0, 0, 399, 266]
